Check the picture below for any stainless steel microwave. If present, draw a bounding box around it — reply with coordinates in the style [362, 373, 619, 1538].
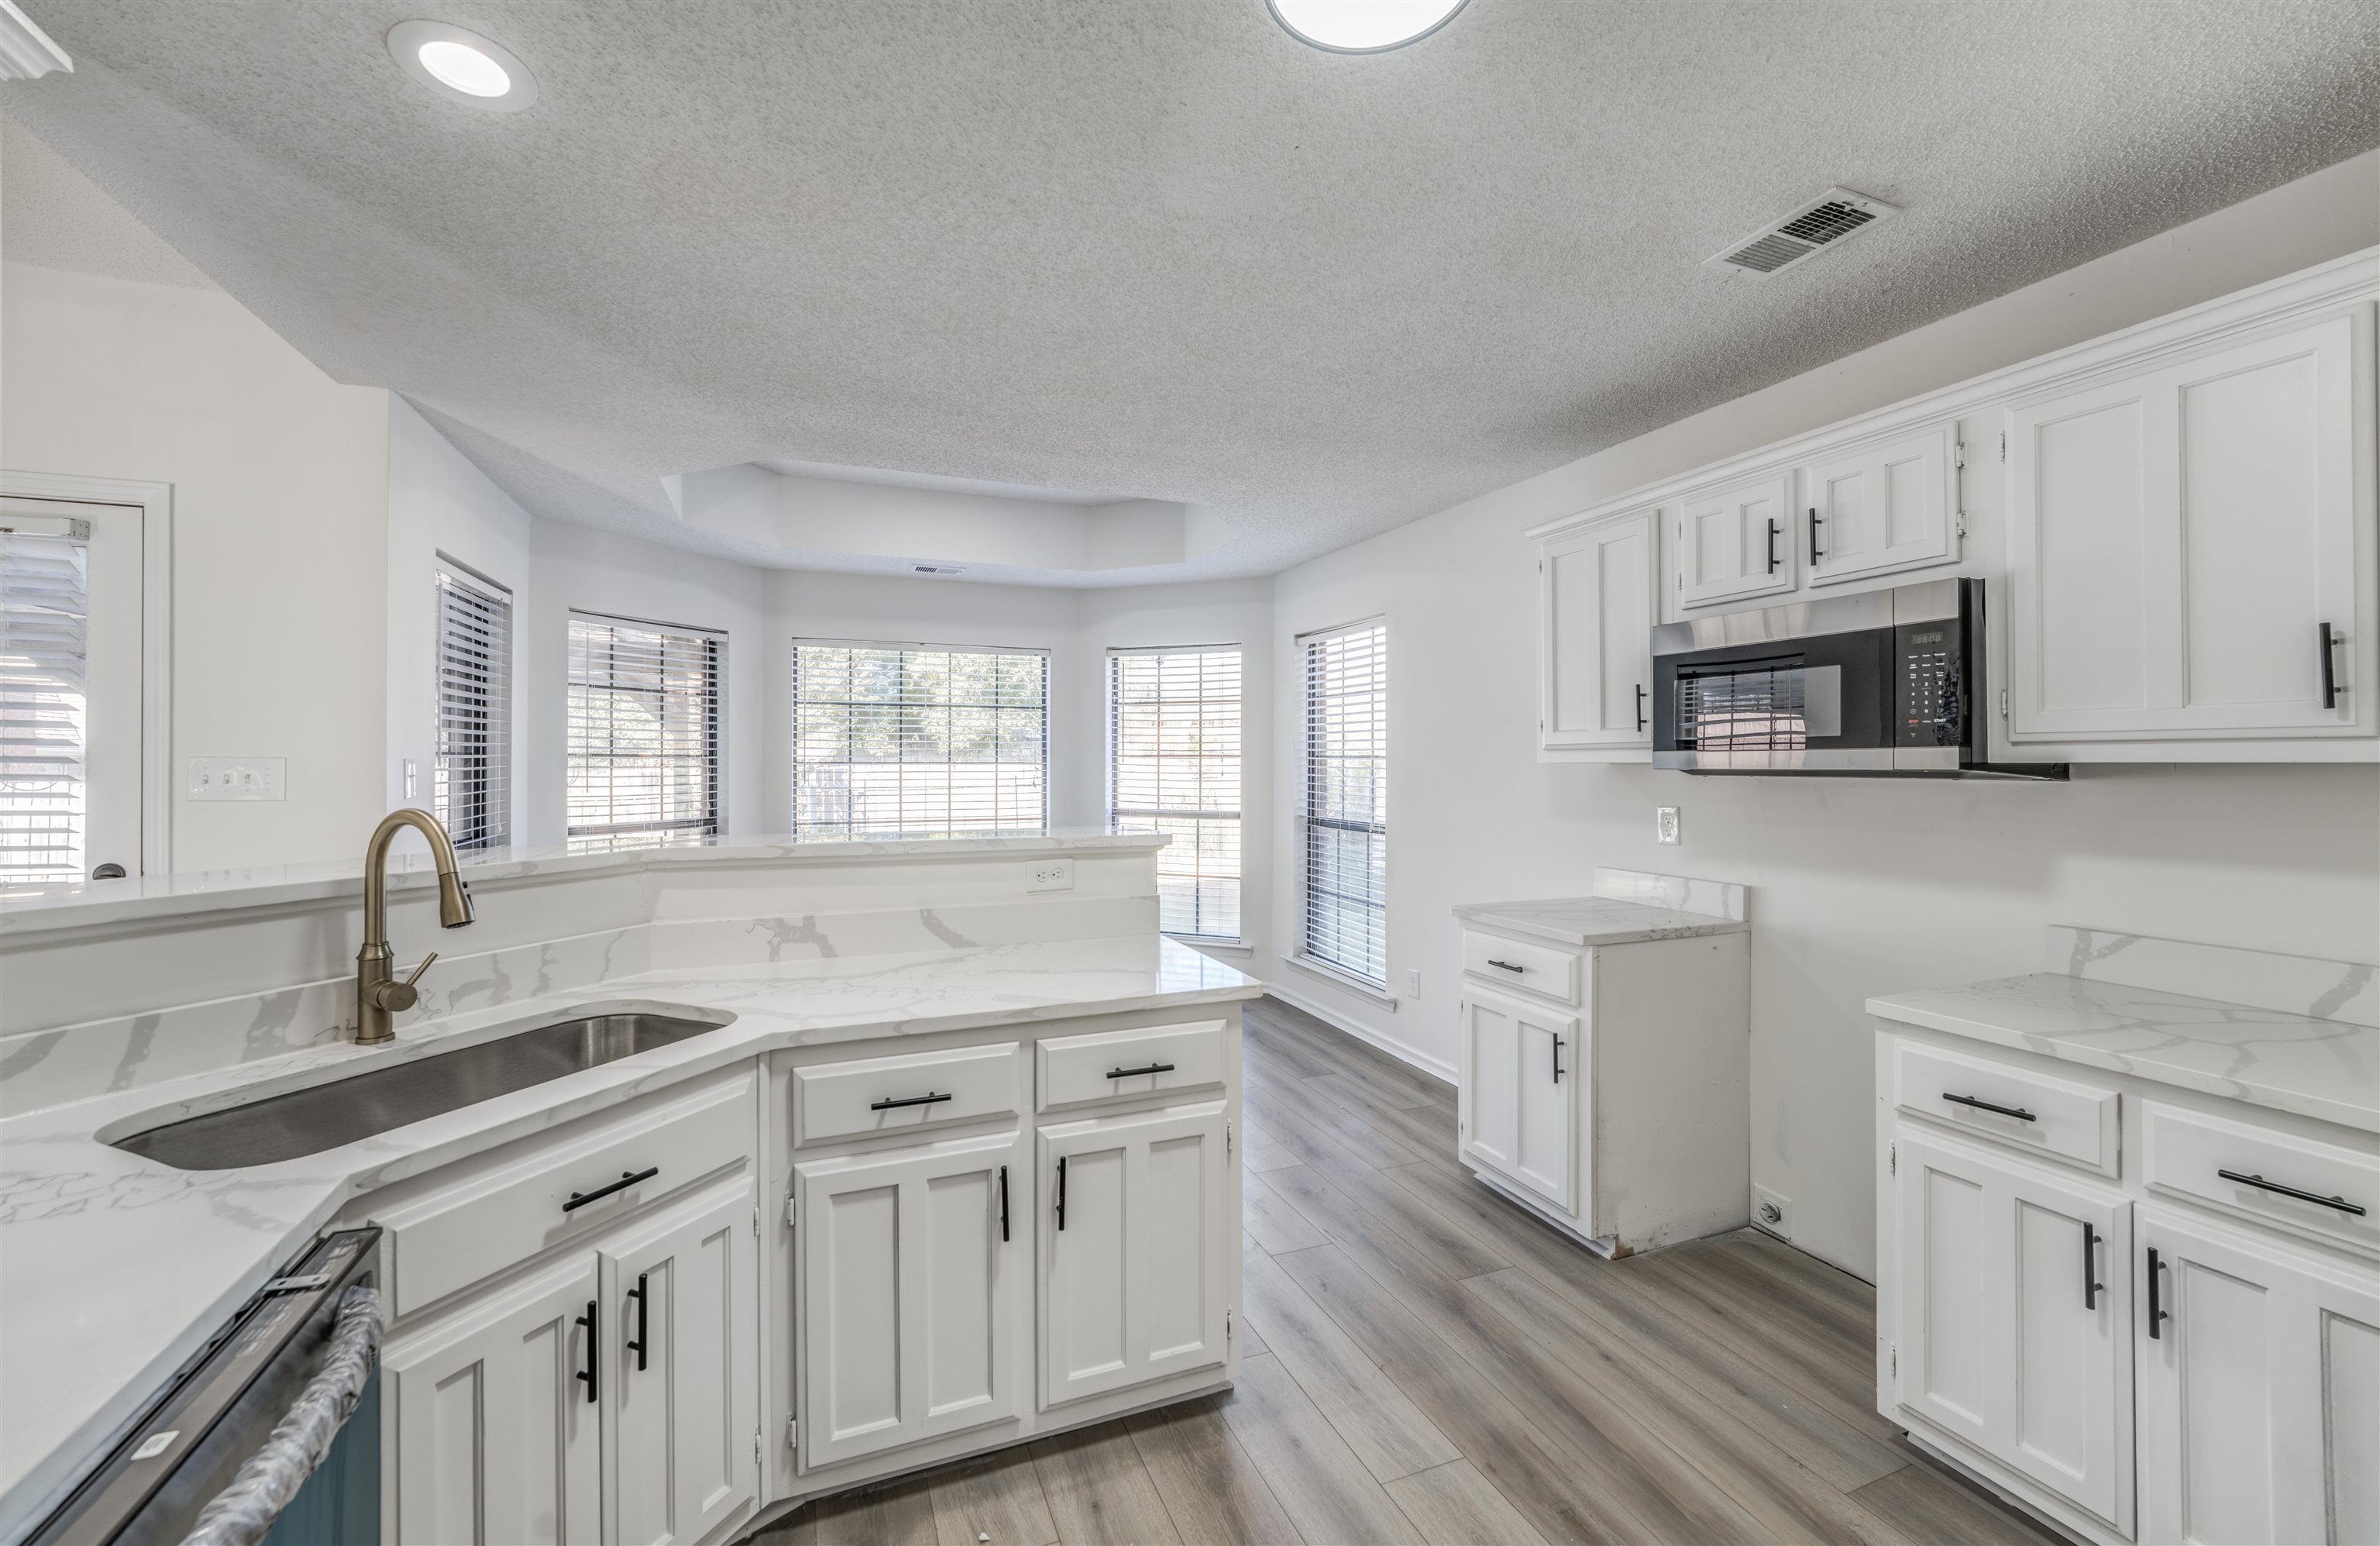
[1650, 578, 2065, 779]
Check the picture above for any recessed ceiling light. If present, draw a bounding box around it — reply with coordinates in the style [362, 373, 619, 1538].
[387, 21, 537, 112]
[1268, 0, 1469, 53]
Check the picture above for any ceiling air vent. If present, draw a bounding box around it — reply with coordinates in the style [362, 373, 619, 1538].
[1706, 188, 1898, 278]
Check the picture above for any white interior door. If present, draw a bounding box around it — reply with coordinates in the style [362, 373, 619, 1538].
[798, 1131, 1021, 1468]
[1675, 470, 1797, 608]
[1802, 422, 1959, 585]
[386, 1254, 603, 1546]
[2140, 1207, 2380, 1546]
[1457, 988, 1577, 1214]
[1541, 511, 1656, 751]
[1039, 1102, 1229, 1408]
[600, 1177, 757, 1546]
[1893, 1131, 2134, 1532]
[0, 494, 146, 880]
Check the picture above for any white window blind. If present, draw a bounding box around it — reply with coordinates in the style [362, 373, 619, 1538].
[1302, 621, 1387, 986]
[0, 522, 89, 884]
[434, 566, 511, 850]
[1109, 647, 1241, 939]
[792, 641, 1047, 840]
[567, 613, 723, 850]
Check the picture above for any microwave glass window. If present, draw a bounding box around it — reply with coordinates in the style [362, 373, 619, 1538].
[1677, 662, 1842, 749]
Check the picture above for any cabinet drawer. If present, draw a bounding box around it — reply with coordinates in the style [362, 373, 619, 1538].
[2142, 1100, 2378, 1258]
[1892, 1040, 2118, 1176]
[794, 1042, 1020, 1146]
[375, 1069, 754, 1318]
[1038, 1021, 1227, 1110]
[1460, 931, 1580, 1005]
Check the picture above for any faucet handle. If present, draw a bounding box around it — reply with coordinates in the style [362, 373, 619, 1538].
[401, 952, 439, 986]
[371, 952, 439, 1014]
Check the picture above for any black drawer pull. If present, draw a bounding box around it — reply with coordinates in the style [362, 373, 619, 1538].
[564, 1166, 659, 1213]
[625, 1272, 648, 1372]
[1107, 1062, 1177, 1079]
[1941, 1092, 2034, 1122]
[1486, 959, 1525, 973]
[871, 1091, 954, 1111]
[2218, 1169, 2366, 1216]
[575, 1299, 599, 1403]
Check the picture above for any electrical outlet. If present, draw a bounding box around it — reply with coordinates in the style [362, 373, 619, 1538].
[1027, 858, 1075, 893]
[1656, 805, 1681, 845]
[403, 758, 418, 800]
[1752, 1184, 1792, 1241]
[1406, 968, 1422, 1000]
[189, 757, 287, 802]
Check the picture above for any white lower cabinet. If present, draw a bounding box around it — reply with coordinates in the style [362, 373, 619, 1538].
[1891, 1131, 2134, 1532]
[2139, 1208, 2380, 1546]
[1038, 1102, 1230, 1407]
[387, 1255, 604, 1546]
[796, 1131, 1022, 1468]
[1457, 987, 1577, 1214]
[601, 1180, 759, 1546]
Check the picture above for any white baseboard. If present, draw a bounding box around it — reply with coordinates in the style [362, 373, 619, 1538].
[1258, 978, 1457, 1084]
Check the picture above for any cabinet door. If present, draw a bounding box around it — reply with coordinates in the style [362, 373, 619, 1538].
[2140, 1208, 2380, 1546]
[1039, 1102, 1230, 1407]
[1676, 470, 1797, 608]
[2007, 308, 2370, 742]
[1892, 1131, 2134, 1532]
[1457, 987, 1578, 1214]
[600, 1178, 757, 1546]
[797, 1131, 1022, 1468]
[387, 1255, 603, 1546]
[1541, 511, 1656, 751]
[1803, 422, 1959, 585]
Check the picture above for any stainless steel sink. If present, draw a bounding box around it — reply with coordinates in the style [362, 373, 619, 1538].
[112, 1008, 734, 1171]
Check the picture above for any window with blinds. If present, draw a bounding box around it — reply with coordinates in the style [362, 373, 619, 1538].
[567, 613, 723, 850]
[0, 522, 90, 884]
[434, 566, 511, 850]
[792, 641, 1047, 840]
[1109, 646, 1241, 940]
[1301, 621, 1387, 986]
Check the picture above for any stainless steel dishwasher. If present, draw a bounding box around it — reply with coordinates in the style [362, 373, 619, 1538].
[26, 1229, 383, 1546]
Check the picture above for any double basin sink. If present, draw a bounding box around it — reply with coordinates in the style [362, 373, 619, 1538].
[111, 1009, 734, 1171]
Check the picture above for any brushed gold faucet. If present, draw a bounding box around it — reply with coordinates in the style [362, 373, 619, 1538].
[355, 808, 477, 1045]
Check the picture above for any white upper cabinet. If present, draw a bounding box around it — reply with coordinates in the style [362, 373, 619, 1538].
[1803, 422, 1961, 586]
[2005, 305, 2374, 743]
[1675, 470, 1799, 608]
[1539, 510, 1656, 754]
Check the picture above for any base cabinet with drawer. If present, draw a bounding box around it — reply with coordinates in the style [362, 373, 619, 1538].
[1876, 1021, 2380, 1546]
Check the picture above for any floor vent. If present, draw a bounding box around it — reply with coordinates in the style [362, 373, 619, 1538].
[1707, 188, 1898, 277]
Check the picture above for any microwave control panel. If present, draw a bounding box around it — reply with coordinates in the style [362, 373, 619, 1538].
[1895, 621, 1966, 747]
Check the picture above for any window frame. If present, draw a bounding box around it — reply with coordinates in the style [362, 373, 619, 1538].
[565, 608, 727, 849]
[432, 558, 513, 852]
[1296, 618, 1389, 992]
[1106, 643, 1243, 943]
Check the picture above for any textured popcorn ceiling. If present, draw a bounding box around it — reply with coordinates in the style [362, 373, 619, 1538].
[6, 1, 2378, 585]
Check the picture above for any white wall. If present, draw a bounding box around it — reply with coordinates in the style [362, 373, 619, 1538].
[1265, 150, 2380, 1281]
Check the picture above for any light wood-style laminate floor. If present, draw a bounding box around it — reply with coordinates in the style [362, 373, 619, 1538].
[756, 997, 2062, 1546]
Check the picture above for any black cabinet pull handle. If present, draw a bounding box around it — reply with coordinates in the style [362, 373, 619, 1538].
[1766, 518, 1781, 573]
[575, 1299, 599, 1403]
[2147, 1246, 2168, 1339]
[1941, 1092, 2035, 1122]
[1486, 959, 1525, 973]
[1056, 1155, 1067, 1231]
[2218, 1168, 2366, 1216]
[870, 1091, 954, 1111]
[1552, 1035, 1564, 1084]
[565, 1166, 659, 1213]
[1107, 1062, 1176, 1079]
[1634, 683, 1646, 734]
[1807, 506, 1825, 563]
[624, 1272, 648, 1372]
[2081, 1221, 2102, 1310]
[2320, 622, 2339, 710]
[999, 1164, 1010, 1243]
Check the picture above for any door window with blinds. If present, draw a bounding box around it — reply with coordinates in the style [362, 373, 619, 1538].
[432, 566, 511, 850]
[792, 642, 1047, 840]
[1301, 621, 1387, 986]
[1109, 647, 1241, 940]
[566, 613, 724, 850]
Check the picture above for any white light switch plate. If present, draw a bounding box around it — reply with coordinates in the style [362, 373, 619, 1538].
[1656, 806, 1680, 845]
[189, 756, 287, 802]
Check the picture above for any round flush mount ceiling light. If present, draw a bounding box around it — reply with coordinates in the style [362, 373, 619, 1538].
[387, 21, 537, 111]
[1268, 0, 1469, 53]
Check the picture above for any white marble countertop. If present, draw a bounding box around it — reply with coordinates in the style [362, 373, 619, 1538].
[1869, 973, 2379, 1134]
[1453, 895, 1749, 948]
[0, 931, 1257, 1534]
[0, 831, 1168, 935]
